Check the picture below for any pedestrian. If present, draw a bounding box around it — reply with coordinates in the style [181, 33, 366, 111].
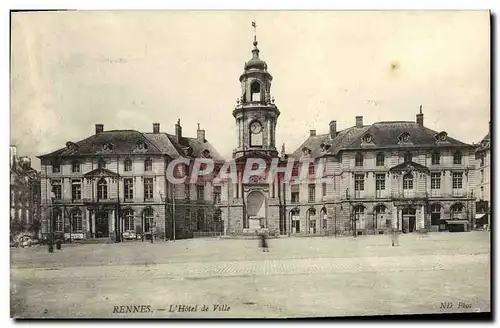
[390, 227, 400, 247]
[259, 226, 269, 252]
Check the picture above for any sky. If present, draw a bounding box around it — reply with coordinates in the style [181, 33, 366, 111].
[10, 11, 490, 170]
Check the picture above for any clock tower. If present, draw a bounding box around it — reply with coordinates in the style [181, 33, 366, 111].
[232, 24, 280, 159]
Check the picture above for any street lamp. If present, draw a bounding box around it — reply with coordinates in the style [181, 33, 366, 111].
[48, 191, 55, 253]
[159, 191, 167, 242]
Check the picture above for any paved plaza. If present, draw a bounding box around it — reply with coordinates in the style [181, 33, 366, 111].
[10, 232, 490, 318]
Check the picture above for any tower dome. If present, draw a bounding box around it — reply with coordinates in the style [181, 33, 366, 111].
[244, 40, 268, 71]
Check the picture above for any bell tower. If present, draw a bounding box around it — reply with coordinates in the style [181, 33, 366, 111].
[233, 22, 280, 158]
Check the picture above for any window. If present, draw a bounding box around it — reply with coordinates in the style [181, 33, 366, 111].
[376, 153, 385, 167]
[451, 203, 464, 213]
[144, 207, 154, 232]
[452, 172, 463, 189]
[124, 178, 134, 200]
[52, 163, 61, 173]
[71, 180, 82, 200]
[185, 209, 191, 231]
[144, 158, 153, 172]
[72, 162, 80, 173]
[480, 186, 484, 200]
[354, 174, 364, 191]
[431, 173, 441, 189]
[322, 183, 327, 197]
[124, 209, 135, 231]
[453, 151, 462, 165]
[308, 184, 315, 202]
[403, 173, 413, 190]
[71, 209, 83, 232]
[404, 153, 412, 163]
[355, 153, 363, 167]
[98, 158, 106, 169]
[124, 158, 132, 172]
[97, 178, 108, 200]
[197, 185, 205, 200]
[481, 169, 484, 183]
[432, 152, 440, 165]
[144, 178, 154, 201]
[53, 209, 63, 232]
[353, 205, 365, 215]
[185, 184, 190, 200]
[308, 163, 315, 176]
[480, 154, 485, 167]
[375, 174, 385, 191]
[213, 186, 221, 204]
[52, 180, 62, 200]
[291, 192, 300, 204]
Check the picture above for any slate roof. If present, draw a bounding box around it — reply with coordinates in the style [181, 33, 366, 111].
[476, 132, 490, 152]
[38, 129, 224, 161]
[291, 121, 472, 159]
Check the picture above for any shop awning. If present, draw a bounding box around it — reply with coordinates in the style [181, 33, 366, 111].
[475, 213, 487, 219]
[446, 220, 469, 224]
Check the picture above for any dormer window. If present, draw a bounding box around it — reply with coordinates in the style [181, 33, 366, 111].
[398, 132, 411, 143]
[185, 147, 194, 157]
[302, 147, 312, 156]
[201, 149, 211, 158]
[66, 141, 78, 152]
[102, 142, 113, 151]
[434, 131, 448, 142]
[320, 143, 331, 152]
[137, 141, 148, 150]
[363, 134, 373, 144]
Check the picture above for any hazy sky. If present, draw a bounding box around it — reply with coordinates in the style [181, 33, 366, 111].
[11, 11, 490, 170]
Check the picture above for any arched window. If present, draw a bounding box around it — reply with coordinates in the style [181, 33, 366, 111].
[353, 204, 365, 215]
[250, 81, 261, 102]
[431, 204, 442, 213]
[375, 204, 387, 214]
[403, 173, 414, 189]
[451, 203, 464, 213]
[144, 158, 152, 172]
[320, 207, 327, 229]
[123, 209, 135, 231]
[355, 153, 364, 167]
[124, 158, 132, 172]
[71, 208, 83, 232]
[376, 153, 385, 167]
[144, 207, 154, 232]
[453, 151, 462, 165]
[97, 178, 108, 200]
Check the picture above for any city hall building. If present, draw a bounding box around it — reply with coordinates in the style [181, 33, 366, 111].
[38, 32, 481, 241]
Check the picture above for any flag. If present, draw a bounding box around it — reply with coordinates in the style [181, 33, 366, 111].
[252, 21, 256, 28]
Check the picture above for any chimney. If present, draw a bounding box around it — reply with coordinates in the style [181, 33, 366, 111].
[153, 123, 160, 134]
[416, 105, 424, 126]
[356, 116, 363, 128]
[309, 129, 316, 137]
[175, 119, 182, 142]
[197, 123, 206, 142]
[329, 120, 337, 139]
[10, 145, 17, 168]
[95, 124, 104, 134]
[20, 156, 31, 170]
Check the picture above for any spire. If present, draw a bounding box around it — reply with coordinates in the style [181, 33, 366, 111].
[251, 20, 259, 58]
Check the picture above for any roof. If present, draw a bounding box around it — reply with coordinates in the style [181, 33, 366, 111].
[291, 121, 472, 159]
[476, 132, 490, 152]
[38, 129, 224, 161]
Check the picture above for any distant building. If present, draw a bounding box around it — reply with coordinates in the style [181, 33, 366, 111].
[10, 146, 41, 234]
[37, 122, 224, 242]
[474, 124, 491, 229]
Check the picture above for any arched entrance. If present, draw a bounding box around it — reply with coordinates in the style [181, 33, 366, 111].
[402, 205, 417, 233]
[352, 204, 366, 235]
[290, 208, 300, 234]
[306, 208, 317, 234]
[320, 207, 327, 231]
[430, 203, 444, 231]
[374, 204, 388, 233]
[246, 191, 267, 231]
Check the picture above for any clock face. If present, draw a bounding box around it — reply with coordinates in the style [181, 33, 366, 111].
[250, 121, 262, 134]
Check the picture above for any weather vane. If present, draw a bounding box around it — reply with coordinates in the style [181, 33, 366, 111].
[252, 20, 257, 44]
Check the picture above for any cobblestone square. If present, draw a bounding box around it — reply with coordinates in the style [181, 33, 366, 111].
[10, 231, 490, 318]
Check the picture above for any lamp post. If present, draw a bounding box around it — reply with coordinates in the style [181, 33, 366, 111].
[159, 191, 167, 242]
[48, 191, 55, 253]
